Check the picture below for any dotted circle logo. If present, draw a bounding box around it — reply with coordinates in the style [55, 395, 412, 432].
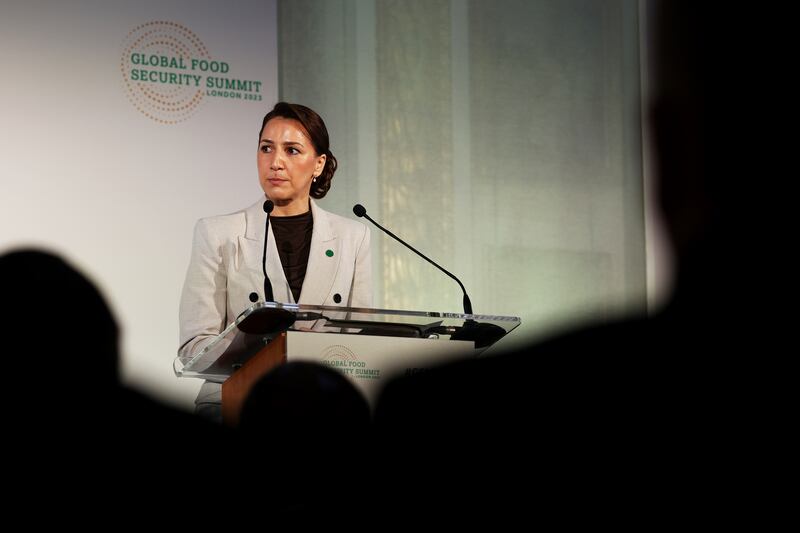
[321, 345, 358, 363]
[121, 21, 209, 124]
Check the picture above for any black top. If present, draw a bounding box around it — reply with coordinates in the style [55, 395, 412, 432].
[270, 210, 313, 302]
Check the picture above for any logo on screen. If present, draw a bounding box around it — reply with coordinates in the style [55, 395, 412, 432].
[121, 21, 265, 124]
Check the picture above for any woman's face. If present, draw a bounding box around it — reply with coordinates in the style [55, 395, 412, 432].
[257, 117, 326, 210]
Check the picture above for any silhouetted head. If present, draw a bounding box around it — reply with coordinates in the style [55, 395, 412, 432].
[650, 0, 752, 281]
[0, 248, 119, 387]
[239, 361, 370, 439]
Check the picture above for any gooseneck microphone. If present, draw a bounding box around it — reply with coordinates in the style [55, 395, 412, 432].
[353, 203, 473, 315]
[262, 200, 275, 302]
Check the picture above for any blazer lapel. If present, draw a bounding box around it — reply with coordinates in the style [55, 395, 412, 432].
[298, 200, 340, 305]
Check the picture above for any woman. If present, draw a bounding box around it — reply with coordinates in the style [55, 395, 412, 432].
[178, 102, 372, 420]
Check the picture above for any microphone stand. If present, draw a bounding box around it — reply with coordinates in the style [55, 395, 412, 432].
[353, 204, 506, 348]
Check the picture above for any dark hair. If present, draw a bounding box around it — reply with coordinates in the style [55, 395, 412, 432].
[258, 102, 338, 199]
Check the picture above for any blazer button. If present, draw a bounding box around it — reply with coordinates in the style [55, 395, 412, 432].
[249, 292, 259, 302]
[333, 293, 342, 304]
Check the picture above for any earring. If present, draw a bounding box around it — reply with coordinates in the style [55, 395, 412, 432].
[313, 176, 317, 182]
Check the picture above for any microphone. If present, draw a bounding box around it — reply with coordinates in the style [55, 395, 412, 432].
[238, 305, 295, 335]
[262, 200, 274, 302]
[353, 203, 473, 315]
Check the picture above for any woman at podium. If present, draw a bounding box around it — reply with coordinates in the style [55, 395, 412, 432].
[178, 102, 373, 421]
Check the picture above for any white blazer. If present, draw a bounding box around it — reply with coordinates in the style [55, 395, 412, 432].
[178, 197, 372, 369]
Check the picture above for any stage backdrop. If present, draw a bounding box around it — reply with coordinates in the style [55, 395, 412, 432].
[1, 0, 659, 411]
[0, 0, 278, 409]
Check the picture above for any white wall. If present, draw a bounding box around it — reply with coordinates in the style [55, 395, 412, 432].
[0, 0, 278, 410]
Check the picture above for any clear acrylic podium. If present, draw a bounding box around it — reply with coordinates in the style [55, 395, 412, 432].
[174, 302, 521, 425]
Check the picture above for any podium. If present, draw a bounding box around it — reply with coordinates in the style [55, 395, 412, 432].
[173, 302, 521, 425]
